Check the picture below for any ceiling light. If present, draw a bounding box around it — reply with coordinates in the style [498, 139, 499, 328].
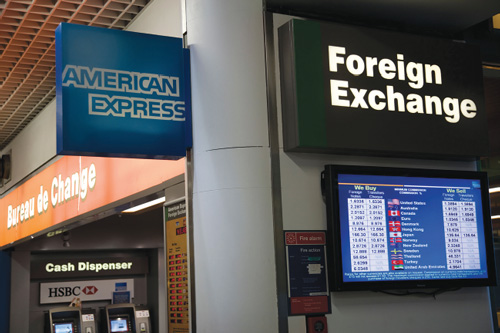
[489, 187, 500, 194]
[122, 197, 165, 213]
[491, 215, 500, 220]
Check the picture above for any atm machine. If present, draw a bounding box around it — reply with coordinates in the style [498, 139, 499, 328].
[134, 305, 151, 333]
[49, 307, 96, 333]
[105, 303, 150, 333]
[81, 308, 97, 333]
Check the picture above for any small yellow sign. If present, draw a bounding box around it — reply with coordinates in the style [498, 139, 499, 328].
[165, 200, 189, 333]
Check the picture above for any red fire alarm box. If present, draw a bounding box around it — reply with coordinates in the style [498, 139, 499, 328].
[307, 315, 327, 333]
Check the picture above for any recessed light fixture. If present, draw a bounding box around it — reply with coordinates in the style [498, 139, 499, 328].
[122, 197, 166, 213]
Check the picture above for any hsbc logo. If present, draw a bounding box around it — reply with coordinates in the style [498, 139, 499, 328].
[48, 286, 80, 298]
[48, 285, 99, 298]
[82, 286, 98, 295]
[41, 279, 134, 304]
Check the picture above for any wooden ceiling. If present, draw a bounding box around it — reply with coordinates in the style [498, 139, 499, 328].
[0, 0, 150, 151]
[1, 0, 500, 151]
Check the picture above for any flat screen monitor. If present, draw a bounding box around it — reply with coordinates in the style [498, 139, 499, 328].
[54, 322, 74, 333]
[110, 318, 129, 332]
[323, 165, 497, 291]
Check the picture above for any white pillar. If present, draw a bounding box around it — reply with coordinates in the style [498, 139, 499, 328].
[187, 0, 279, 331]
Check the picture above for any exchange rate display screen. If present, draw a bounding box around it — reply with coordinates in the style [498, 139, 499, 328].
[323, 165, 496, 291]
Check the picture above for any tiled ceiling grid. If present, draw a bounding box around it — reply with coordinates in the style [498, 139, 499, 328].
[0, 0, 151, 151]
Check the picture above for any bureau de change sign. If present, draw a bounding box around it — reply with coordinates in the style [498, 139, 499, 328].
[56, 23, 191, 159]
[278, 19, 488, 159]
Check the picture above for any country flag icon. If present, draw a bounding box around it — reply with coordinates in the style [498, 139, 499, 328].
[392, 265, 404, 270]
[388, 199, 400, 210]
[388, 210, 400, 217]
[390, 245, 403, 253]
[391, 260, 404, 265]
[389, 221, 401, 227]
[390, 237, 402, 243]
[389, 226, 401, 232]
[389, 232, 402, 238]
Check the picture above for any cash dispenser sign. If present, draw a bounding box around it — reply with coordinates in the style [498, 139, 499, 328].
[278, 19, 488, 158]
[55, 23, 192, 159]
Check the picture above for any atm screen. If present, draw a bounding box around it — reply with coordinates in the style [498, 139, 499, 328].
[110, 318, 129, 332]
[54, 322, 73, 333]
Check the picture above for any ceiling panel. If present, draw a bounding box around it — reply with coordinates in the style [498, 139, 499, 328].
[0, 0, 151, 151]
[267, 0, 500, 34]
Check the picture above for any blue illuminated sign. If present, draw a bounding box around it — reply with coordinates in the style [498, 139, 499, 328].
[55, 23, 191, 159]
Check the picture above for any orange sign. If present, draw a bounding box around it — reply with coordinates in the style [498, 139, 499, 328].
[0, 156, 184, 248]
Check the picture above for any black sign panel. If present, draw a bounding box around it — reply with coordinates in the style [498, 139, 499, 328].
[279, 19, 489, 159]
[31, 256, 149, 279]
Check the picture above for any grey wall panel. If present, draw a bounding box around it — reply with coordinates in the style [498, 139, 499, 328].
[10, 251, 30, 333]
[0, 100, 57, 196]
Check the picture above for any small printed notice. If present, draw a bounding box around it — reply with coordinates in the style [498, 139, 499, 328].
[285, 231, 330, 315]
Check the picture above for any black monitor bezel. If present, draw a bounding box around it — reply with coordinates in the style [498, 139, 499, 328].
[323, 164, 497, 292]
